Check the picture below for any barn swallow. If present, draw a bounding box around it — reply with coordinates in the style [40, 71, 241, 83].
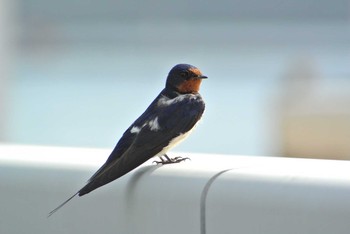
[48, 63, 207, 216]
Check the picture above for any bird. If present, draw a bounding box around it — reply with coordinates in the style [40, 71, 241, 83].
[48, 63, 207, 216]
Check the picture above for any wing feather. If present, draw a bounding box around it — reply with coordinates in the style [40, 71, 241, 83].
[79, 93, 204, 195]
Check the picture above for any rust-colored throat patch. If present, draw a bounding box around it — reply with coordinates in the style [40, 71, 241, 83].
[177, 78, 203, 94]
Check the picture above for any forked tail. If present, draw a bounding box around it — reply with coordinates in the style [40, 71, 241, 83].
[47, 192, 79, 217]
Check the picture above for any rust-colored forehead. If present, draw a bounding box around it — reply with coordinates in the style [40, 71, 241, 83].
[189, 67, 202, 76]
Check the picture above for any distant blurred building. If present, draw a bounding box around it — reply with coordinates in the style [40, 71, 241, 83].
[4, 0, 349, 155]
[279, 58, 350, 160]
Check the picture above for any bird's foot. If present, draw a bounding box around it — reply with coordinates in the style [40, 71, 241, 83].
[153, 155, 190, 165]
[153, 156, 166, 165]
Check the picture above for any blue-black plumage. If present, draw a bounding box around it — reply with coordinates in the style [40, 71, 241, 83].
[49, 63, 207, 216]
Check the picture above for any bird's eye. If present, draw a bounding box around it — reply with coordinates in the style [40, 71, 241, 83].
[180, 71, 189, 78]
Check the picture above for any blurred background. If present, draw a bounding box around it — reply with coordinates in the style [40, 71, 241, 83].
[0, 0, 349, 159]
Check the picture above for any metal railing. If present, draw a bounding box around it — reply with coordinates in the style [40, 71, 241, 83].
[1, 144, 350, 234]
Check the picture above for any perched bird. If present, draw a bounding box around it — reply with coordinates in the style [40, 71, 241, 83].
[49, 63, 207, 216]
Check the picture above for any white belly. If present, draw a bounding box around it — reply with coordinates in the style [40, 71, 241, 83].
[156, 128, 194, 157]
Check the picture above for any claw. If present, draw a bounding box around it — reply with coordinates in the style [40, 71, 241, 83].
[173, 156, 191, 162]
[153, 156, 166, 164]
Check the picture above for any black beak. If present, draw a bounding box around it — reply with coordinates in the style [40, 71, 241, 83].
[197, 75, 208, 79]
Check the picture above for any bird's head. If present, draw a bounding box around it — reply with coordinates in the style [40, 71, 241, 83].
[166, 64, 207, 94]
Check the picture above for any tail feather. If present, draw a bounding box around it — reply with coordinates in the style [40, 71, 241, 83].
[78, 152, 148, 196]
[48, 148, 152, 216]
[47, 192, 79, 217]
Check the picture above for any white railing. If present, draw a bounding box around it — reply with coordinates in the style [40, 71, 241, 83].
[1, 144, 350, 234]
